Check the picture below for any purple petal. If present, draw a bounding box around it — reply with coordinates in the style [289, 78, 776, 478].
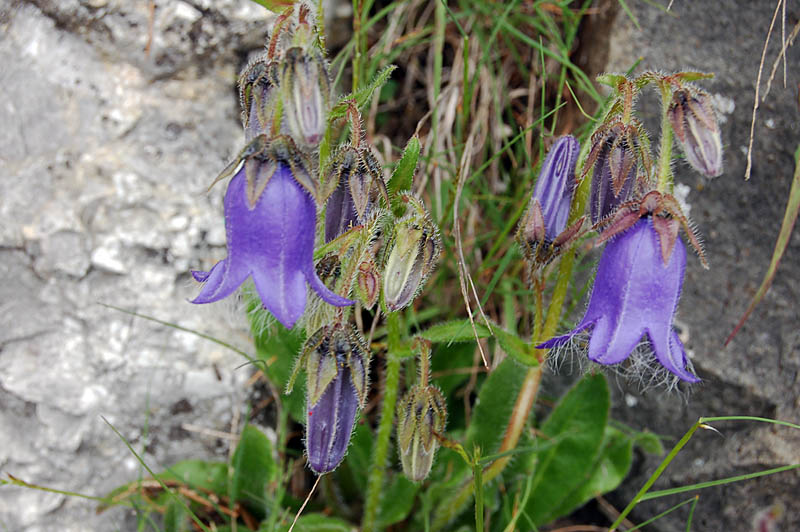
[306, 365, 359, 473]
[191, 258, 249, 304]
[306, 270, 355, 307]
[539, 218, 693, 381]
[252, 267, 307, 329]
[650, 330, 700, 382]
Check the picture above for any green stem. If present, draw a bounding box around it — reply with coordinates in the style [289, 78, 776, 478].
[361, 312, 403, 531]
[352, 0, 363, 91]
[432, 131, 596, 532]
[656, 81, 674, 193]
[609, 420, 702, 531]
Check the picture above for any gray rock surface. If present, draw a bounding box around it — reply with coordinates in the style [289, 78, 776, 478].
[0, 1, 277, 529]
[606, 1, 800, 530]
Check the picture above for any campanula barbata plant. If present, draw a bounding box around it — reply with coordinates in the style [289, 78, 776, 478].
[192, 3, 440, 478]
[160, 3, 738, 530]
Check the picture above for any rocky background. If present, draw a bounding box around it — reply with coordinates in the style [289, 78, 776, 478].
[0, 0, 798, 531]
[0, 1, 277, 530]
[605, 1, 800, 530]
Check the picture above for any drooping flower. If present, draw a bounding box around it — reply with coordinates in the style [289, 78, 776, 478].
[517, 135, 582, 266]
[538, 217, 698, 382]
[303, 324, 370, 474]
[668, 88, 723, 178]
[191, 161, 353, 329]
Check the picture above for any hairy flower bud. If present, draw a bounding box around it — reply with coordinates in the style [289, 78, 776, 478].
[356, 260, 381, 309]
[589, 124, 637, 226]
[304, 324, 370, 474]
[238, 57, 279, 142]
[517, 136, 580, 265]
[281, 47, 330, 148]
[396, 384, 447, 482]
[324, 147, 360, 242]
[383, 197, 441, 311]
[668, 88, 723, 178]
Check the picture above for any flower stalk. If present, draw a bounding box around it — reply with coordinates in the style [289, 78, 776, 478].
[362, 311, 403, 532]
[657, 80, 675, 194]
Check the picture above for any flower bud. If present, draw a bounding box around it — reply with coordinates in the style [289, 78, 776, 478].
[382, 197, 441, 311]
[396, 384, 447, 482]
[281, 46, 330, 148]
[668, 88, 723, 178]
[304, 324, 370, 474]
[356, 259, 380, 310]
[516, 136, 579, 265]
[238, 57, 279, 142]
[589, 124, 637, 226]
[324, 147, 360, 242]
[324, 146, 387, 242]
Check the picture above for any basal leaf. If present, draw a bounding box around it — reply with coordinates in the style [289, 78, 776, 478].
[377, 474, 418, 528]
[419, 319, 491, 344]
[546, 425, 634, 521]
[523, 373, 610, 526]
[464, 357, 528, 455]
[251, 319, 306, 422]
[231, 424, 277, 514]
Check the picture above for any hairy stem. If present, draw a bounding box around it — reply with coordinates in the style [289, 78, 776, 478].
[656, 81, 674, 193]
[361, 312, 403, 531]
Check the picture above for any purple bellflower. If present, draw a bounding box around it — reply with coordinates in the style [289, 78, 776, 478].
[191, 163, 353, 329]
[303, 324, 369, 474]
[532, 135, 579, 241]
[517, 135, 582, 266]
[538, 217, 699, 382]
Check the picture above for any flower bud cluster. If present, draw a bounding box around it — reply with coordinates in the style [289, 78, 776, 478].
[193, 2, 444, 479]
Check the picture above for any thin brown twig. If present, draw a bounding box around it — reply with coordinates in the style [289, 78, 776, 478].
[288, 474, 321, 532]
[452, 134, 490, 368]
[763, 17, 800, 99]
[745, 0, 784, 180]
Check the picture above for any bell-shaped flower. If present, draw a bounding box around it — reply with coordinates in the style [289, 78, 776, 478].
[303, 324, 370, 474]
[517, 135, 582, 266]
[669, 88, 723, 178]
[538, 218, 699, 382]
[191, 159, 353, 329]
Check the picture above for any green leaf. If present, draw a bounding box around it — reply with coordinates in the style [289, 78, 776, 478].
[377, 474, 418, 528]
[634, 431, 665, 455]
[230, 424, 278, 513]
[251, 319, 306, 422]
[246, 0, 294, 13]
[493, 327, 537, 367]
[419, 319, 491, 344]
[522, 373, 610, 526]
[277, 513, 354, 532]
[464, 357, 528, 455]
[388, 135, 421, 200]
[329, 65, 397, 120]
[163, 460, 228, 494]
[546, 426, 634, 521]
[164, 500, 190, 532]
